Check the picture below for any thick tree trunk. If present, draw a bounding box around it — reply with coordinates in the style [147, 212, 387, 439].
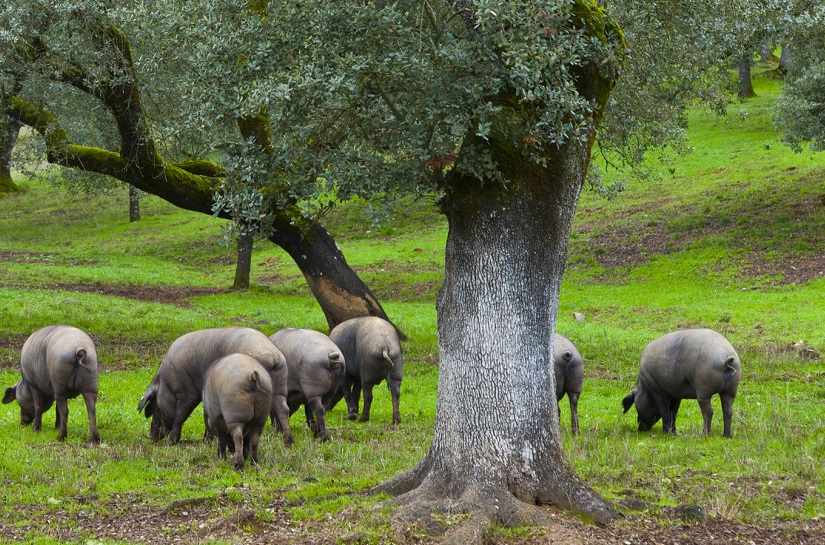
[738, 52, 756, 99]
[0, 114, 21, 195]
[234, 230, 254, 290]
[380, 138, 614, 537]
[128, 184, 141, 222]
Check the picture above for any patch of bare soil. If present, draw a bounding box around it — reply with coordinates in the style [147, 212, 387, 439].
[4, 282, 230, 308]
[3, 496, 823, 545]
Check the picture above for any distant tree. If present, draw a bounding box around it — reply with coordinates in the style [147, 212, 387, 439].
[739, 50, 758, 99]
[0, 111, 21, 196]
[776, 6, 825, 150]
[128, 185, 140, 222]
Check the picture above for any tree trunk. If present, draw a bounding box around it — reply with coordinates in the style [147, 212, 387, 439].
[128, 184, 141, 222]
[0, 114, 21, 195]
[268, 216, 399, 335]
[738, 52, 756, 99]
[380, 141, 614, 538]
[778, 44, 791, 75]
[234, 230, 254, 290]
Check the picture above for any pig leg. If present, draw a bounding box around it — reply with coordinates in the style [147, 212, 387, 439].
[31, 390, 46, 432]
[568, 391, 580, 436]
[343, 375, 360, 420]
[218, 435, 229, 459]
[229, 425, 245, 470]
[271, 395, 294, 446]
[304, 403, 318, 434]
[167, 397, 198, 445]
[248, 427, 262, 464]
[55, 395, 69, 441]
[720, 394, 734, 438]
[697, 397, 714, 436]
[388, 378, 402, 426]
[359, 382, 374, 423]
[652, 394, 675, 433]
[669, 399, 682, 434]
[306, 396, 329, 441]
[82, 391, 100, 444]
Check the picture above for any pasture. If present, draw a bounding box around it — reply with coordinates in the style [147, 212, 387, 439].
[0, 68, 823, 543]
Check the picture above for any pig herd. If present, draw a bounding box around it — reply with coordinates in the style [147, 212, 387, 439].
[2, 320, 741, 470]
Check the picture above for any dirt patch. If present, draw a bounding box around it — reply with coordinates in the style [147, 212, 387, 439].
[3, 495, 823, 545]
[4, 282, 230, 308]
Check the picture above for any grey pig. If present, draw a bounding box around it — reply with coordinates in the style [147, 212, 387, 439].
[270, 328, 345, 441]
[622, 328, 741, 437]
[554, 334, 584, 435]
[203, 354, 272, 470]
[326, 317, 403, 425]
[137, 327, 293, 446]
[3, 325, 100, 444]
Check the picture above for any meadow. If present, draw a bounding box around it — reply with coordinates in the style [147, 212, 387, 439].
[0, 66, 823, 544]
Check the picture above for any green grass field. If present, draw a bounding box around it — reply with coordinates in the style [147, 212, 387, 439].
[0, 65, 823, 543]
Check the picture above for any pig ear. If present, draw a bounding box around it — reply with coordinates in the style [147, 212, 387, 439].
[622, 391, 636, 414]
[2, 386, 16, 404]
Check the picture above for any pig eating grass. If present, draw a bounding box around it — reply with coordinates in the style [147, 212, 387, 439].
[137, 327, 293, 446]
[203, 354, 272, 470]
[622, 328, 741, 438]
[3, 325, 100, 444]
[326, 317, 403, 425]
[554, 334, 584, 436]
[270, 328, 345, 442]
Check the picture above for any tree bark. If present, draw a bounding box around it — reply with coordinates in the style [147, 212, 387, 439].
[0, 113, 21, 195]
[128, 184, 141, 222]
[738, 52, 756, 99]
[234, 230, 254, 290]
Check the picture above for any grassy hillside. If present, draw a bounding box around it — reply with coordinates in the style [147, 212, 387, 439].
[0, 65, 823, 543]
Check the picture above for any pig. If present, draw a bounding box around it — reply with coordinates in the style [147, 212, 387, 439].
[202, 354, 272, 470]
[137, 327, 293, 446]
[622, 328, 741, 438]
[2, 325, 100, 443]
[325, 317, 403, 425]
[270, 328, 345, 441]
[554, 334, 584, 435]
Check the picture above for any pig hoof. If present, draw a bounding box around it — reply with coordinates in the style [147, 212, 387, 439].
[358, 415, 369, 423]
[347, 413, 357, 421]
[91, 434, 101, 445]
[282, 433, 295, 447]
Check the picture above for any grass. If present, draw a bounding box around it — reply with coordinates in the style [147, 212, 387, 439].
[0, 63, 824, 542]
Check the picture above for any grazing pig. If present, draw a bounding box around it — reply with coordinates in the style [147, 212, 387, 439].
[270, 328, 345, 441]
[137, 327, 293, 446]
[2, 325, 100, 443]
[203, 354, 272, 470]
[326, 317, 403, 425]
[622, 328, 741, 437]
[554, 334, 584, 435]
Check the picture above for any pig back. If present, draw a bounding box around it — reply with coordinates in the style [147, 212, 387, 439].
[21, 325, 98, 396]
[159, 327, 286, 394]
[639, 328, 741, 399]
[270, 328, 344, 391]
[330, 317, 402, 380]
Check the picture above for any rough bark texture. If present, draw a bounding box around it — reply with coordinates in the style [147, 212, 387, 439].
[377, 2, 623, 541]
[738, 52, 756, 99]
[2, 24, 395, 332]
